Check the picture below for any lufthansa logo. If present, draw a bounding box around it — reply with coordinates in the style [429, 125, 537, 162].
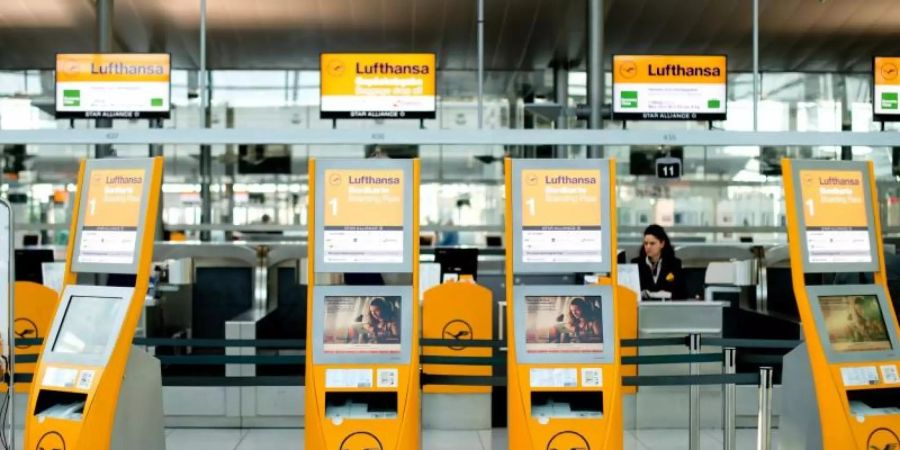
[329, 173, 343, 185]
[618, 61, 638, 79]
[868, 428, 900, 450]
[327, 59, 347, 78]
[37, 431, 66, 450]
[15, 318, 39, 349]
[546, 431, 590, 450]
[339, 431, 383, 450]
[442, 319, 473, 351]
[526, 174, 539, 185]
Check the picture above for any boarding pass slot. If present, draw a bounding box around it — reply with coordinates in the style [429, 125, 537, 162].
[531, 391, 603, 420]
[847, 387, 900, 417]
[325, 392, 398, 420]
[34, 390, 87, 421]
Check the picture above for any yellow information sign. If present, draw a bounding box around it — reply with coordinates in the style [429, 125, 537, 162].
[320, 53, 436, 119]
[799, 169, 871, 264]
[520, 169, 603, 264]
[875, 57, 900, 119]
[78, 169, 146, 265]
[55, 53, 171, 119]
[322, 169, 405, 264]
[612, 54, 727, 120]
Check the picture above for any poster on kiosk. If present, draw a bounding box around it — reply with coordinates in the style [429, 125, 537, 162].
[781, 159, 900, 450]
[505, 158, 623, 450]
[306, 158, 421, 450]
[25, 158, 165, 450]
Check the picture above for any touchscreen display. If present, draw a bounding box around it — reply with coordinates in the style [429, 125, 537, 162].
[53, 296, 126, 356]
[323, 295, 402, 354]
[525, 296, 604, 354]
[819, 295, 891, 353]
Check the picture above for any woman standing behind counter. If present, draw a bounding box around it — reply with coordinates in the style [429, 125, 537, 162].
[631, 224, 687, 300]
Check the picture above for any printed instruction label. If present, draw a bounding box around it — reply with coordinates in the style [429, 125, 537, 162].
[42, 367, 79, 389]
[530, 368, 578, 388]
[76, 370, 96, 390]
[377, 368, 399, 388]
[881, 365, 900, 384]
[581, 368, 603, 387]
[325, 368, 373, 388]
[841, 366, 880, 387]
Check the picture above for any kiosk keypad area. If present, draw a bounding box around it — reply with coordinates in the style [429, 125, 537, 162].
[505, 159, 624, 450]
[306, 159, 421, 450]
[781, 159, 900, 450]
[25, 158, 165, 450]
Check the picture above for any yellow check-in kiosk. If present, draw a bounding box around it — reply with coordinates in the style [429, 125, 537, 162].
[781, 159, 900, 449]
[306, 158, 420, 450]
[505, 158, 623, 450]
[13, 282, 60, 393]
[25, 157, 165, 450]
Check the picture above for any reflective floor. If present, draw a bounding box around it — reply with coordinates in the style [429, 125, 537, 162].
[11, 428, 776, 449]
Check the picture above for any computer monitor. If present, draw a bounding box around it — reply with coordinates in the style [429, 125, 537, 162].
[15, 248, 54, 284]
[434, 248, 479, 281]
[514, 285, 615, 364]
[312, 285, 413, 364]
[807, 285, 900, 362]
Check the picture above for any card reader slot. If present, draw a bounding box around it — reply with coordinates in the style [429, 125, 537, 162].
[531, 391, 603, 419]
[325, 392, 398, 419]
[847, 387, 900, 416]
[33, 390, 87, 421]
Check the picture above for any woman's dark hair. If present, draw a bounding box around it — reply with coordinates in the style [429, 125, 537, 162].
[368, 297, 394, 320]
[639, 224, 676, 260]
[567, 297, 595, 319]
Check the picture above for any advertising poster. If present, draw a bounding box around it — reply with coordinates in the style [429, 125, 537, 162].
[322, 169, 404, 264]
[320, 53, 436, 119]
[819, 295, 891, 353]
[55, 53, 171, 119]
[799, 169, 872, 264]
[78, 168, 146, 265]
[524, 296, 604, 354]
[612, 55, 727, 121]
[323, 295, 402, 354]
[520, 169, 603, 264]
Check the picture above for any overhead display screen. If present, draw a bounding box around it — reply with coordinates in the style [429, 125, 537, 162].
[520, 169, 603, 265]
[76, 168, 147, 266]
[52, 296, 126, 356]
[322, 168, 404, 265]
[320, 53, 436, 119]
[819, 294, 891, 353]
[322, 295, 402, 355]
[874, 57, 900, 122]
[55, 53, 171, 119]
[798, 169, 872, 265]
[612, 55, 727, 121]
[525, 296, 604, 355]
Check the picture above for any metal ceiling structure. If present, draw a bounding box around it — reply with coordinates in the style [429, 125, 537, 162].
[2, 0, 900, 74]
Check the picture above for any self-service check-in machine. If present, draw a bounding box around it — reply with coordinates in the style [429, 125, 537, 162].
[781, 159, 900, 449]
[25, 158, 165, 450]
[306, 158, 420, 450]
[505, 158, 623, 450]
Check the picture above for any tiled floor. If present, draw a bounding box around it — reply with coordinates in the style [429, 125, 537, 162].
[10, 427, 775, 449]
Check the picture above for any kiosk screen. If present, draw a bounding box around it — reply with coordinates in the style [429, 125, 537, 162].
[525, 296, 604, 354]
[819, 295, 891, 353]
[77, 168, 146, 266]
[323, 295, 402, 354]
[53, 296, 127, 356]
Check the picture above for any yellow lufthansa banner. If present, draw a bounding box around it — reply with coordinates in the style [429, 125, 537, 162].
[613, 55, 726, 85]
[323, 169, 404, 227]
[875, 57, 900, 118]
[320, 53, 436, 119]
[521, 169, 602, 227]
[56, 54, 170, 83]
